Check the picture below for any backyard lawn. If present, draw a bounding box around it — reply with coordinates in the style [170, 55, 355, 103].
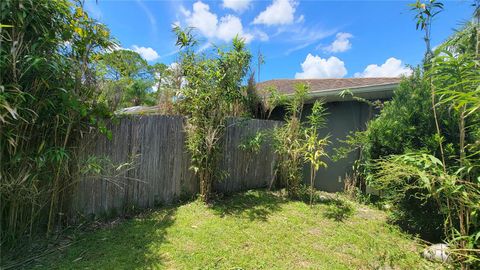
[17, 190, 441, 269]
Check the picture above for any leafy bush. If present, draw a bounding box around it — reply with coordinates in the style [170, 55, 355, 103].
[271, 84, 307, 196]
[361, 69, 458, 162]
[0, 0, 114, 242]
[335, 70, 449, 237]
[373, 153, 480, 266]
[336, 9, 480, 267]
[173, 27, 252, 202]
[272, 84, 329, 199]
[238, 132, 265, 154]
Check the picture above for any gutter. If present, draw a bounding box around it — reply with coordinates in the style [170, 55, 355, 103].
[283, 82, 399, 103]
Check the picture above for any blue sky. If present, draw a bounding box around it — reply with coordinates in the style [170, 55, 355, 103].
[85, 0, 474, 82]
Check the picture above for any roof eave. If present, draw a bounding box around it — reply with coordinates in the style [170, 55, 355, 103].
[284, 82, 399, 103]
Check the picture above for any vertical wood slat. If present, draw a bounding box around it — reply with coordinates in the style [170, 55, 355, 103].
[71, 115, 281, 218]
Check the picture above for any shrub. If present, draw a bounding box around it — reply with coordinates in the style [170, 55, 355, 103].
[173, 27, 252, 202]
[272, 84, 329, 199]
[335, 11, 480, 267]
[0, 0, 113, 243]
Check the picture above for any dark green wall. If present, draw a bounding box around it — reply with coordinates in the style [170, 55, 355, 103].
[307, 101, 370, 192]
[270, 101, 371, 192]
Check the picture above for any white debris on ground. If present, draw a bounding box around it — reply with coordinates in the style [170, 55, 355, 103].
[422, 243, 450, 263]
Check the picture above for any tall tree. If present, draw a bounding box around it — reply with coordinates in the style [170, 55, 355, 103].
[0, 0, 113, 241]
[174, 26, 252, 202]
[98, 49, 154, 109]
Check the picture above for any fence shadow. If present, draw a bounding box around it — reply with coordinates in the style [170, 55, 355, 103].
[7, 207, 178, 270]
[211, 189, 286, 221]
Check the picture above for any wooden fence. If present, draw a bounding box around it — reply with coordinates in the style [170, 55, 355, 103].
[70, 115, 281, 218]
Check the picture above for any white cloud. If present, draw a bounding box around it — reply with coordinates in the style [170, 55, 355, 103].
[136, 0, 157, 35]
[295, 15, 305, 24]
[253, 0, 297, 26]
[179, 6, 191, 17]
[223, 0, 251, 12]
[131, 45, 160, 61]
[185, 1, 218, 38]
[295, 54, 347, 79]
[283, 26, 336, 55]
[197, 43, 212, 53]
[217, 15, 244, 42]
[354, 57, 412, 78]
[323, 32, 353, 53]
[252, 29, 269, 41]
[182, 1, 253, 43]
[105, 44, 163, 61]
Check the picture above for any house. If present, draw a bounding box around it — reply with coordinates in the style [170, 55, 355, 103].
[257, 77, 401, 192]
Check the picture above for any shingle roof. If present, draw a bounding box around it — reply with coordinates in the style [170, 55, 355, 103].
[256, 77, 401, 95]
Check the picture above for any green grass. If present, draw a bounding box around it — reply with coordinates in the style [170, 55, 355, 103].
[21, 190, 441, 269]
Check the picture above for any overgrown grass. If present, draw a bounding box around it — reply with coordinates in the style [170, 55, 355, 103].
[4, 190, 443, 269]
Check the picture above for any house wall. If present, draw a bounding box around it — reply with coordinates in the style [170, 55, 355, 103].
[306, 101, 370, 192]
[270, 101, 371, 192]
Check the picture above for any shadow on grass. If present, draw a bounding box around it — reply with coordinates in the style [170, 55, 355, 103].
[4, 207, 178, 270]
[4, 190, 357, 269]
[322, 199, 355, 222]
[387, 191, 444, 243]
[294, 189, 356, 222]
[211, 189, 287, 221]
